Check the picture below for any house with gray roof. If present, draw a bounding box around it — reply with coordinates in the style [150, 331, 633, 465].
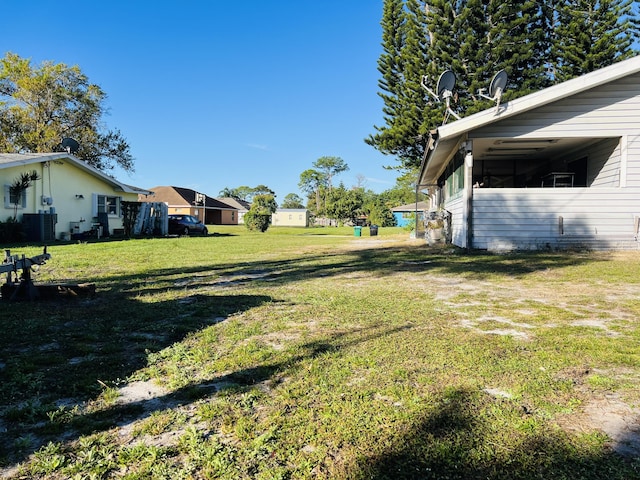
[1, 152, 150, 240]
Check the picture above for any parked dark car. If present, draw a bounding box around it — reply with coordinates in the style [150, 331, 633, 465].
[168, 214, 208, 236]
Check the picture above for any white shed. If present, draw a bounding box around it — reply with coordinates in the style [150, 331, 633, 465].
[418, 55, 640, 251]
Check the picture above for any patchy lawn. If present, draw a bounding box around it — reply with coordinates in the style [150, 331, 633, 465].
[1, 229, 639, 479]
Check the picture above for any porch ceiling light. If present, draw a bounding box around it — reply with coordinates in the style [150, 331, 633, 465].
[493, 139, 558, 145]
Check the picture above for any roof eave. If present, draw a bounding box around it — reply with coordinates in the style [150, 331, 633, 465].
[419, 55, 640, 186]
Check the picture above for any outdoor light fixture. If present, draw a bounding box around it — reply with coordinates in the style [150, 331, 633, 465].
[75, 194, 84, 199]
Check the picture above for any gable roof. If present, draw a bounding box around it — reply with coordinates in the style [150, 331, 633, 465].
[420, 55, 640, 185]
[0, 153, 151, 194]
[146, 186, 237, 210]
[217, 197, 251, 210]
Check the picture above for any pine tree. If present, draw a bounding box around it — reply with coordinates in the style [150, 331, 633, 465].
[367, 0, 639, 173]
[552, 0, 636, 82]
[366, 0, 408, 161]
[366, 0, 436, 171]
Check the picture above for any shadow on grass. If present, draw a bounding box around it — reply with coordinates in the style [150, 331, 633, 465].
[0, 315, 409, 471]
[357, 388, 639, 480]
[69, 324, 412, 433]
[0, 292, 271, 468]
[0, 241, 621, 475]
[85, 243, 609, 299]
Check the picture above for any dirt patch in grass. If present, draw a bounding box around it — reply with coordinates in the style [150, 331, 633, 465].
[557, 395, 640, 456]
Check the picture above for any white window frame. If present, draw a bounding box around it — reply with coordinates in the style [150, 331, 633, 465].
[92, 193, 122, 217]
[4, 185, 27, 209]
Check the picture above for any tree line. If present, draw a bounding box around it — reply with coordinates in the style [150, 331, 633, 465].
[221, 155, 426, 230]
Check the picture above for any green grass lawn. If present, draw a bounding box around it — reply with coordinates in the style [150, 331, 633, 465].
[1, 226, 639, 479]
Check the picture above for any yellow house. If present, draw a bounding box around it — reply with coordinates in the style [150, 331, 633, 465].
[271, 208, 310, 227]
[1, 153, 151, 241]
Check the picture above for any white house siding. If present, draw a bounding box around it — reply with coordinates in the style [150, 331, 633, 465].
[470, 188, 640, 251]
[443, 194, 466, 247]
[473, 74, 640, 141]
[552, 137, 621, 187]
[628, 134, 640, 187]
[586, 137, 621, 187]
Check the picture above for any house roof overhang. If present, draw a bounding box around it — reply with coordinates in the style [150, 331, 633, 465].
[0, 153, 152, 195]
[418, 54, 640, 187]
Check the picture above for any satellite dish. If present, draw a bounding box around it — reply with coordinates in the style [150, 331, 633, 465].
[489, 69, 508, 99]
[61, 137, 80, 154]
[436, 70, 456, 100]
[478, 70, 508, 113]
[421, 69, 460, 124]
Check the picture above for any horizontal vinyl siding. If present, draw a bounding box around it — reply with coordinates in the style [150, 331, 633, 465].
[474, 75, 640, 139]
[444, 195, 465, 247]
[628, 135, 640, 187]
[471, 188, 640, 250]
[589, 138, 620, 186]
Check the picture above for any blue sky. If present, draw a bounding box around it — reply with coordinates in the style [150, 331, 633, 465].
[2, 1, 398, 201]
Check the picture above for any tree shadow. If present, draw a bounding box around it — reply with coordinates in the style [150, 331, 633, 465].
[0, 240, 617, 474]
[358, 388, 639, 480]
[0, 313, 410, 470]
[0, 291, 271, 467]
[66, 242, 609, 299]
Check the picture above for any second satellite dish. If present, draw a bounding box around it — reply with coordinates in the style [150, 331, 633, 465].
[478, 69, 508, 113]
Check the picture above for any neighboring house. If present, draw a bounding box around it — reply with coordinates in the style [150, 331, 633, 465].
[0, 152, 150, 241]
[271, 208, 310, 227]
[418, 55, 640, 251]
[140, 186, 238, 225]
[218, 197, 251, 224]
[391, 201, 430, 227]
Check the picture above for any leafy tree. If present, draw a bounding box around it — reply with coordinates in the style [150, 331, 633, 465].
[219, 185, 275, 203]
[281, 193, 305, 209]
[0, 52, 133, 172]
[244, 194, 277, 232]
[364, 196, 396, 227]
[298, 168, 326, 215]
[324, 184, 364, 226]
[312, 156, 349, 190]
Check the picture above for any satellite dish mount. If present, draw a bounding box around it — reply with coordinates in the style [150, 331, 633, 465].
[421, 70, 460, 124]
[478, 69, 508, 113]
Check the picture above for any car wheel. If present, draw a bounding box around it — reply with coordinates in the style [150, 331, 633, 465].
[183, 227, 189, 236]
[202, 227, 208, 236]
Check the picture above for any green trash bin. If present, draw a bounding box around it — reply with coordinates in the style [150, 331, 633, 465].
[354, 226, 362, 237]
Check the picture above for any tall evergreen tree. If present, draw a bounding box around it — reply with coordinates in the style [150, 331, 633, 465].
[365, 0, 407, 161]
[366, 0, 437, 171]
[368, 0, 639, 173]
[552, 0, 636, 82]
